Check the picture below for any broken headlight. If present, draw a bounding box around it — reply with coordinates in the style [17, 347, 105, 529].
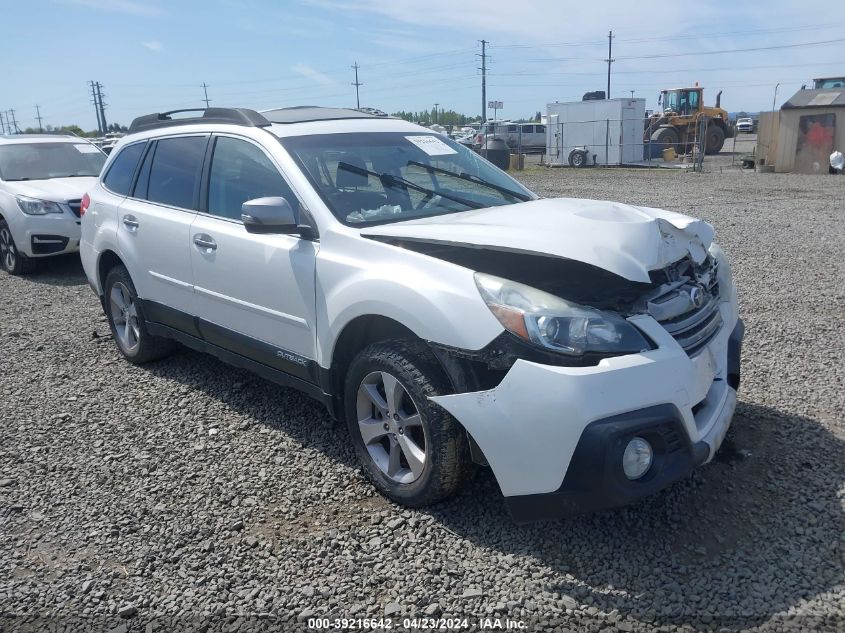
[474, 272, 651, 357]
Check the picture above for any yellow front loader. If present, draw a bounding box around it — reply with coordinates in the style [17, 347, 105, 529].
[645, 87, 732, 155]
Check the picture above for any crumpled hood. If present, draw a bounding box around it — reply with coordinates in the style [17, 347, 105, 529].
[361, 198, 714, 283]
[4, 176, 98, 203]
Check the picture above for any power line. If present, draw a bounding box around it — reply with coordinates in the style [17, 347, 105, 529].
[351, 62, 362, 109]
[488, 60, 845, 78]
[531, 36, 845, 62]
[201, 82, 211, 108]
[490, 20, 845, 49]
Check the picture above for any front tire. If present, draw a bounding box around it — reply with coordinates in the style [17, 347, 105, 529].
[651, 126, 679, 153]
[0, 220, 36, 275]
[104, 265, 174, 364]
[344, 340, 471, 507]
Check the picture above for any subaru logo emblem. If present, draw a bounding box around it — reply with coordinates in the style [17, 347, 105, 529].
[689, 285, 706, 309]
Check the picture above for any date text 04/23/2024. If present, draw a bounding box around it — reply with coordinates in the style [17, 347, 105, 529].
[307, 617, 528, 630]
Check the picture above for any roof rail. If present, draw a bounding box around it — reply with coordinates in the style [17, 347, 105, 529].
[128, 108, 271, 133]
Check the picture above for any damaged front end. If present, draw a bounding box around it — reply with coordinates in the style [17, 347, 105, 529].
[361, 199, 740, 517]
[379, 236, 727, 384]
[384, 239, 736, 486]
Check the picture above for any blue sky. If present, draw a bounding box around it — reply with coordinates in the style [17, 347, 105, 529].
[3, 0, 845, 131]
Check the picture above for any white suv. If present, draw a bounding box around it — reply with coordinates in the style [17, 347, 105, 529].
[80, 107, 743, 522]
[0, 135, 106, 274]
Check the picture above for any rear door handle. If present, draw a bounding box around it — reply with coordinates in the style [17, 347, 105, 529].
[122, 215, 139, 230]
[193, 234, 217, 251]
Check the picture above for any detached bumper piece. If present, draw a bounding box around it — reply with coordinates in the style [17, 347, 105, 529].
[31, 234, 70, 255]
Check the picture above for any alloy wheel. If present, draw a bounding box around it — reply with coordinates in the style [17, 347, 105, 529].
[0, 227, 16, 271]
[356, 371, 427, 484]
[109, 282, 141, 354]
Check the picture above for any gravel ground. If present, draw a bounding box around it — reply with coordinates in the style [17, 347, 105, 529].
[1, 159, 844, 632]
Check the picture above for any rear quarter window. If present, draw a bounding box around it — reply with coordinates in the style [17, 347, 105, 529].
[103, 142, 146, 196]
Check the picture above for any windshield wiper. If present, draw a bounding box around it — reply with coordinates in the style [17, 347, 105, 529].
[406, 160, 532, 202]
[337, 162, 483, 210]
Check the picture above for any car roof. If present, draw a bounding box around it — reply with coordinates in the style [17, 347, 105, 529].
[119, 106, 431, 143]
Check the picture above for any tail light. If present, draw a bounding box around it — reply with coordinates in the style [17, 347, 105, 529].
[80, 193, 90, 217]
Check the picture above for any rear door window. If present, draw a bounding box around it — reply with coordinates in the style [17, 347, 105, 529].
[146, 136, 208, 210]
[103, 141, 146, 195]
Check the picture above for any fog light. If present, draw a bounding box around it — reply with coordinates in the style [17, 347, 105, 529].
[622, 437, 653, 480]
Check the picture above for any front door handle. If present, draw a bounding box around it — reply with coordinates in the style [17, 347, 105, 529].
[193, 234, 217, 251]
[122, 215, 139, 230]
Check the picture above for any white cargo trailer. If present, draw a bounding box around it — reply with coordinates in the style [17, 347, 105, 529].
[546, 98, 646, 166]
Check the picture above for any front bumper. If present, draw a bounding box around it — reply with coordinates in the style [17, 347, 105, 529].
[431, 301, 743, 522]
[10, 212, 81, 258]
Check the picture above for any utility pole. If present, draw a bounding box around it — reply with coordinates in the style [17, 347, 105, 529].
[35, 105, 44, 132]
[96, 82, 108, 134]
[90, 81, 103, 135]
[0, 112, 6, 135]
[434, 103, 439, 124]
[351, 62, 362, 109]
[8, 109, 18, 134]
[630, 90, 635, 99]
[605, 30, 614, 99]
[478, 40, 488, 123]
[201, 82, 211, 108]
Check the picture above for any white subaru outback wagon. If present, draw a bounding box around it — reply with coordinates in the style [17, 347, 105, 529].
[80, 107, 743, 522]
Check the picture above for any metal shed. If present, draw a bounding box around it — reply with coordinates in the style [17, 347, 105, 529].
[770, 88, 845, 173]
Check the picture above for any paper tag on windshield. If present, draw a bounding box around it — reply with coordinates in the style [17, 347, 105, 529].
[74, 144, 101, 154]
[405, 135, 457, 156]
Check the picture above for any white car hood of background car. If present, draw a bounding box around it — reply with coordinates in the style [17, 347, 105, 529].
[4, 176, 99, 203]
[361, 197, 714, 283]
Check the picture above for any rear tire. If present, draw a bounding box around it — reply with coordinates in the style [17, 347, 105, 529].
[103, 265, 174, 364]
[344, 339, 471, 507]
[0, 220, 36, 275]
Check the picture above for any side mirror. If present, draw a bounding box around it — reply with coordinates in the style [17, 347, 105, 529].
[241, 197, 297, 234]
